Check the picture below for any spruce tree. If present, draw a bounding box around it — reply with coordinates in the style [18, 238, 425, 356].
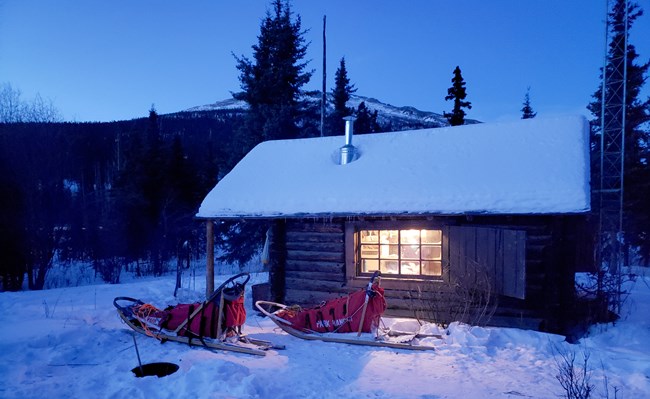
[354, 101, 381, 134]
[233, 0, 312, 162]
[0, 152, 27, 290]
[588, 0, 650, 262]
[228, 0, 313, 267]
[521, 87, 537, 119]
[329, 57, 356, 135]
[444, 66, 472, 126]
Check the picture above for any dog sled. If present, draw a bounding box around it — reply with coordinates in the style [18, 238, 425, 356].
[255, 271, 439, 351]
[114, 272, 283, 356]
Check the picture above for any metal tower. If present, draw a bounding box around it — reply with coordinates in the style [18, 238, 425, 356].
[598, 0, 627, 279]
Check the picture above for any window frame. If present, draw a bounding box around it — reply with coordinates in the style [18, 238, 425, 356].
[345, 220, 446, 287]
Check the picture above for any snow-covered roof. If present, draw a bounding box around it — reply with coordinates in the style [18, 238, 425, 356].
[196, 115, 591, 219]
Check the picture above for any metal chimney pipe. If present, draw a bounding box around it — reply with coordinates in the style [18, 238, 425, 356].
[344, 116, 355, 146]
[340, 116, 357, 165]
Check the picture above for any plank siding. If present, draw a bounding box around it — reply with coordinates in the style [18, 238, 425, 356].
[448, 226, 526, 299]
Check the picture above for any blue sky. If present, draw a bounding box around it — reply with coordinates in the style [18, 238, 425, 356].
[1, 0, 649, 123]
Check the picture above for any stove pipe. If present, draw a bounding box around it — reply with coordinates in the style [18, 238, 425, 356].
[339, 116, 358, 165]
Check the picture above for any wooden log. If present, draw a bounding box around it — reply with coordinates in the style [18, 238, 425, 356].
[287, 249, 345, 262]
[285, 241, 344, 252]
[285, 277, 347, 293]
[285, 270, 345, 283]
[286, 231, 344, 243]
[286, 221, 344, 234]
[284, 288, 347, 306]
[285, 259, 345, 274]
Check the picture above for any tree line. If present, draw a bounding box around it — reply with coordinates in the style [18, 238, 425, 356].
[0, 107, 247, 290]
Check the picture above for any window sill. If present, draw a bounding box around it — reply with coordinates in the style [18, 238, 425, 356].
[347, 275, 445, 290]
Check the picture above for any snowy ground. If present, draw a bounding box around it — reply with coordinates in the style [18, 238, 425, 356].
[1, 268, 649, 399]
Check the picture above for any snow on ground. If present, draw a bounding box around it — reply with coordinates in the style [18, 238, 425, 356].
[1, 268, 649, 399]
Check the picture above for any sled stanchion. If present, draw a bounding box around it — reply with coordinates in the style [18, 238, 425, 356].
[357, 271, 380, 337]
[356, 302, 368, 337]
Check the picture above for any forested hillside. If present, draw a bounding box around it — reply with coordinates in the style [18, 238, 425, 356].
[0, 109, 242, 289]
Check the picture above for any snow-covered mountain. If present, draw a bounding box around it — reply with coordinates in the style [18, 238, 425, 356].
[182, 93, 479, 130]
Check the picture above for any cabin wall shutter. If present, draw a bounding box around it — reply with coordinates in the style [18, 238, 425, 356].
[447, 226, 526, 299]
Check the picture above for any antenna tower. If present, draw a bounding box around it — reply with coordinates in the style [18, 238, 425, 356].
[597, 0, 627, 305]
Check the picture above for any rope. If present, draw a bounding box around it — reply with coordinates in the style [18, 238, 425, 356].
[133, 303, 164, 340]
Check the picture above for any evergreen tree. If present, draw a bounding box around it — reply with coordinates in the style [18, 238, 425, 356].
[354, 101, 381, 134]
[588, 0, 650, 262]
[521, 87, 537, 119]
[444, 66, 472, 126]
[162, 134, 203, 256]
[0, 147, 27, 290]
[232, 0, 312, 162]
[113, 107, 169, 276]
[227, 0, 313, 267]
[328, 57, 356, 135]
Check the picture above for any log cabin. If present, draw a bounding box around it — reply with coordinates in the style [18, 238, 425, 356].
[196, 115, 593, 335]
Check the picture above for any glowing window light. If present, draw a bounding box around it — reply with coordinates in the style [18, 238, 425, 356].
[358, 228, 442, 277]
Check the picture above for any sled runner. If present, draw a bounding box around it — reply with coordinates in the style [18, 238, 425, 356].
[255, 271, 438, 351]
[114, 272, 283, 356]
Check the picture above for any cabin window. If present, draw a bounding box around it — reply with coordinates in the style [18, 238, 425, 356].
[357, 228, 443, 278]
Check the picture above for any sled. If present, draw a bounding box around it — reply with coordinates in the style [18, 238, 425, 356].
[255, 271, 439, 351]
[114, 272, 283, 356]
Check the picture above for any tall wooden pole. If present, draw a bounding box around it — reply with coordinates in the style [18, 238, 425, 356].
[206, 219, 215, 298]
[320, 15, 326, 137]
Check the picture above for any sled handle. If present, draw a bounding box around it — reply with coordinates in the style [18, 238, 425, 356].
[113, 296, 144, 310]
[207, 272, 251, 303]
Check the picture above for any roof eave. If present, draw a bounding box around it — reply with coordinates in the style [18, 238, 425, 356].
[195, 207, 592, 221]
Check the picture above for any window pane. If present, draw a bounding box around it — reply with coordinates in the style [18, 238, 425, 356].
[360, 230, 379, 244]
[361, 245, 379, 259]
[400, 261, 420, 275]
[421, 229, 442, 244]
[380, 244, 398, 259]
[362, 259, 379, 273]
[380, 230, 399, 244]
[400, 245, 420, 260]
[380, 260, 399, 274]
[400, 229, 420, 244]
[421, 245, 441, 260]
[422, 261, 442, 276]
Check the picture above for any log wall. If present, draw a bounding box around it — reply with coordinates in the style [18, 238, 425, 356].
[274, 215, 592, 334]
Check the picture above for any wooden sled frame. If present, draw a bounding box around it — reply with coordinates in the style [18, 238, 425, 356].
[255, 300, 437, 351]
[114, 272, 284, 356]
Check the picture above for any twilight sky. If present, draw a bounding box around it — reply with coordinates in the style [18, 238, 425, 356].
[1, 0, 649, 123]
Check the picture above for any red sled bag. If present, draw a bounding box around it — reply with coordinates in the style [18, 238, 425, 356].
[163, 284, 247, 338]
[277, 280, 386, 334]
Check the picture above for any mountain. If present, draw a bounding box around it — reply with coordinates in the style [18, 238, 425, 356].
[180, 93, 480, 131]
